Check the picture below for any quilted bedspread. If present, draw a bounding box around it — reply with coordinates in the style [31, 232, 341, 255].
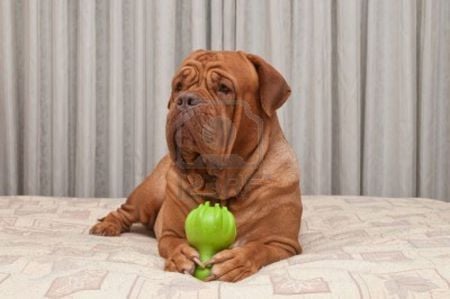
[0, 195, 450, 298]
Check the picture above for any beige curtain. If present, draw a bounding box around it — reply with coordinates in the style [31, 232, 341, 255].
[0, 0, 449, 200]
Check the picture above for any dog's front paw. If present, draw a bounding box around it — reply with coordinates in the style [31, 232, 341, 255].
[165, 243, 202, 275]
[205, 247, 258, 282]
[89, 221, 122, 236]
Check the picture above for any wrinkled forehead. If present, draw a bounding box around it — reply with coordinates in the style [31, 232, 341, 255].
[175, 51, 258, 90]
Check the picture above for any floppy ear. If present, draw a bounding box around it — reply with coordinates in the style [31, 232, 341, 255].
[246, 54, 291, 117]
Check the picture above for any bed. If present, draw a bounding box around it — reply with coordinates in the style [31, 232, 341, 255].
[0, 195, 449, 298]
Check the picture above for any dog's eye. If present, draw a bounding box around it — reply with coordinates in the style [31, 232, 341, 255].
[174, 82, 183, 92]
[218, 83, 231, 94]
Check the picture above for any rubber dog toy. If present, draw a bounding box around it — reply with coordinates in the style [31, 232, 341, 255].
[185, 201, 237, 280]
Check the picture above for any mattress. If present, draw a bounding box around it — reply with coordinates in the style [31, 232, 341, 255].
[0, 195, 449, 298]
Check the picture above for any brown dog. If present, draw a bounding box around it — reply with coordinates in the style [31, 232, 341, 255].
[90, 50, 302, 282]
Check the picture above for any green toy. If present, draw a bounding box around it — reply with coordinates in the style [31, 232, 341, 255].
[185, 201, 237, 280]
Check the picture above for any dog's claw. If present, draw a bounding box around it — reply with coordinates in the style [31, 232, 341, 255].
[204, 258, 215, 267]
[192, 256, 205, 268]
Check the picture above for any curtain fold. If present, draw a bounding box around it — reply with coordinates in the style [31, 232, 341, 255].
[108, 0, 124, 197]
[75, 0, 96, 197]
[0, 0, 449, 200]
[23, 0, 40, 195]
[51, 0, 69, 196]
[132, 0, 146, 190]
[0, 0, 18, 195]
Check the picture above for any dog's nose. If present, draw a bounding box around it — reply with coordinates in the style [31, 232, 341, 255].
[176, 93, 201, 110]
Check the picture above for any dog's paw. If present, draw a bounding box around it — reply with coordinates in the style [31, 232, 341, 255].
[89, 221, 122, 236]
[164, 243, 202, 275]
[205, 247, 258, 282]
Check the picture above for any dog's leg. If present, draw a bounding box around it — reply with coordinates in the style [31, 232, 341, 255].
[89, 155, 171, 236]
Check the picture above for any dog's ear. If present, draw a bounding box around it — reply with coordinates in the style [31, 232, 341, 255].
[246, 54, 291, 117]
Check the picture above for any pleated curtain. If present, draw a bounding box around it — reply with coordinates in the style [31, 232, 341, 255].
[0, 0, 449, 201]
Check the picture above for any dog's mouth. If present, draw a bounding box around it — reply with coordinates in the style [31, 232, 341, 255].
[174, 125, 200, 165]
[168, 109, 206, 172]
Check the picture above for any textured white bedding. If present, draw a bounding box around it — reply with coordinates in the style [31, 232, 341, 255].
[0, 195, 449, 298]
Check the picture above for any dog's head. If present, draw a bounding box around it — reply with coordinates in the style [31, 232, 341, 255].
[166, 50, 291, 198]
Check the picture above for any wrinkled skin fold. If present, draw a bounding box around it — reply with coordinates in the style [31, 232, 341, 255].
[90, 50, 302, 282]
